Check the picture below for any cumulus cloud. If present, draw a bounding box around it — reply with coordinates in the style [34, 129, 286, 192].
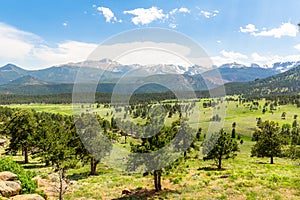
[240, 24, 258, 33]
[0, 22, 97, 69]
[240, 22, 298, 38]
[200, 10, 219, 18]
[124, 7, 166, 25]
[97, 6, 118, 23]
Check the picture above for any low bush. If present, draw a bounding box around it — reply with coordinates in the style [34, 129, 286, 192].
[0, 157, 37, 194]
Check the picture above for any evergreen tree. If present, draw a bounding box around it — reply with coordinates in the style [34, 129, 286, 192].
[202, 129, 239, 169]
[127, 119, 193, 191]
[280, 123, 291, 145]
[196, 128, 202, 141]
[231, 122, 236, 138]
[251, 121, 283, 164]
[4, 109, 37, 163]
[76, 113, 112, 175]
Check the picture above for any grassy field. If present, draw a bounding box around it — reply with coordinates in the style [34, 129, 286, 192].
[1, 139, 299, 200]
[6, 98, 298, 137]
[2, 99, 299, 199]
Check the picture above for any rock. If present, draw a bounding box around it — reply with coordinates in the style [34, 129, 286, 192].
[10, 194, 45, 200]
[0, 180, 21, 198]
[4, 181, 21, 196]
[0, 139, 6, 147]
[0, 172, 18, 181]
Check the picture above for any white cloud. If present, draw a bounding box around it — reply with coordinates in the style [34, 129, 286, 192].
[97, 7, 117, 23]
[32, 41, 98, 66]
[294, 44, 300, 51]
[178, 8, 190, 13]
[124, 7, 166, 25]
[240, 24, 258, 33]
[0, 22, 38, 60]
[170, 7, 190, 15]
[220, 50, 248, 60]
[251, 52, 300, 67]
[169, 23, 177, 29]
[254, 22, 298, 38]
[0, 22, 97, 69]
[211, 50, 248, 66]
[169, 8, 178, 15]
[88, 41, 192, 67]
[241, 22, 298, 38]
[200, 10, 219, 18]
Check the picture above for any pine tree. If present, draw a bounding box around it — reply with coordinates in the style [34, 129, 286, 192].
[251, 120, 283, 164]
[76, 113, 112, 175]
[231, 122, 236, 138]
[202, 129, 239, 169]
[4, 109, 37, 163]
[127, 119, 193, 191]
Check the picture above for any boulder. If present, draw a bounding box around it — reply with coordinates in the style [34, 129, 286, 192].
[10, 194, 45, 200]
[0, 139, 6, 147]
[0, 180, 21, 197]
[0, 172, 18, 181]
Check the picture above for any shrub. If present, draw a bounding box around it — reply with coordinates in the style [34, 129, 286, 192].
[0, 157, 37, 194]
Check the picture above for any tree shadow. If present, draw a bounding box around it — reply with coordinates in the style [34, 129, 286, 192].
[253, 160, 269, 164]
[21, 161, 48, 169]
[112, 188, 180, 200]
[197, 166, 225, 171]
[66, 172, 90, 181]
[66, 170, 110, 181]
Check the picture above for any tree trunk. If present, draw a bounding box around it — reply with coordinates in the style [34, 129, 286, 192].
[58, 168, 65, 200]
[154, 170, 162, 192]
[24, 144, 29, 164]
[90, 157, 99, 175]
[157, 170, 162, 191]
[270, 156, 274, 164]
[154, 170, 158, 192]
[218, 156, 222, 169]
[125, 135, 127, 144]
[184, 151, 187, 158]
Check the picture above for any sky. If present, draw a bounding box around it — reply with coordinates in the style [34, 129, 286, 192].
[0, 0, 300, 69]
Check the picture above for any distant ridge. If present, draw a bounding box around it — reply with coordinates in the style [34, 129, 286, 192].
[0, 60, 299, 95]
[5, 75, 49, 86]
[0, 64, 28, 85]
[224, 65, 300, 96]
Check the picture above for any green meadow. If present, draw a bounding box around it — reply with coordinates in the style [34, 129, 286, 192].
[7, 98, 298, 137]
[2, 98, 300, 200]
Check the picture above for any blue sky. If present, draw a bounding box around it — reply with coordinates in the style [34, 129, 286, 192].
[0, 0, 299, 69]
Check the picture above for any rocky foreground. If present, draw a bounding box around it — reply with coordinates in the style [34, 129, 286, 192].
[0, 171, 44, 200]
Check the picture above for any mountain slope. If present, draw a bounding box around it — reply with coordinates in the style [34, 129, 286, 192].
[224, 65, 300, 96]
[202, 66, 277, 84]
[0, 64, 29, 85]
[5, 75, 49, 86]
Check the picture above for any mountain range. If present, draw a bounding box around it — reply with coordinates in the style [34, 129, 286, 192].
[224, 65, 300, 96]
[0, 59, 299, 95]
